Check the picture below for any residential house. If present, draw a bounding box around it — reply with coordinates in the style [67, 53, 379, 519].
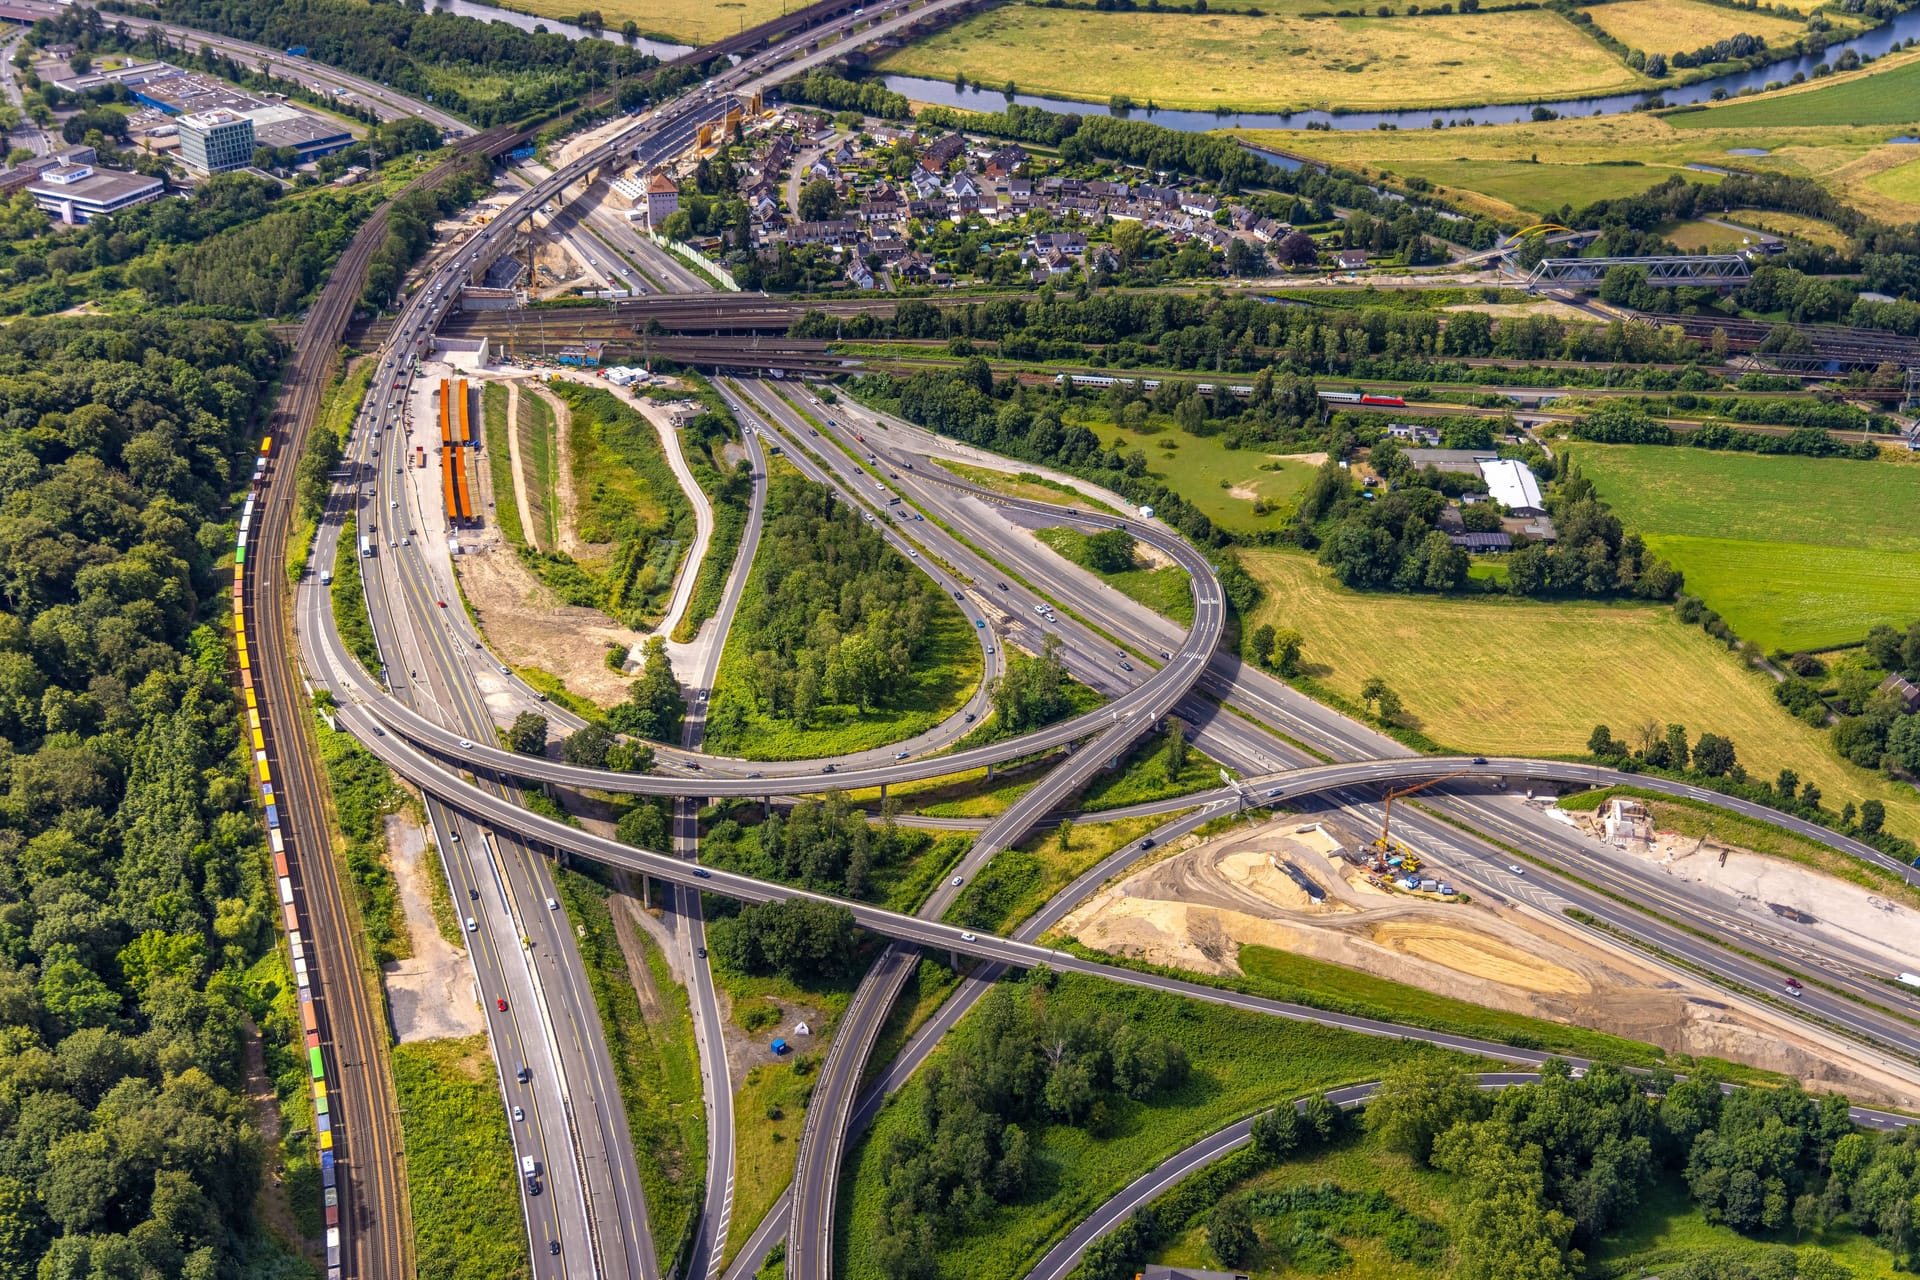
[984, 144, 1027, 177]
[1880, 674, 1920, 714]
[1181, 191, 1219, 217]
[846, 259, 876, 289]
[1007, 177, 1033, 209]
[1335, 248, 1370, 269]
[1029, 230, 1087, 257]
[908, 165, 944, 199]
[946, 170, 979, 200]
[921, 131, 966, 171]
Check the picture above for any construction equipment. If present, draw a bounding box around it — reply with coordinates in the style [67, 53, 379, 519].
[1372, 771, 1470, 873]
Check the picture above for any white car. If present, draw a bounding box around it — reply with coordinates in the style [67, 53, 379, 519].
[513, 1106, 525, 1121]
[1508, 864, 1525, 875]
[458, 739, 474, 749]
[546, 897, 558, 911]
[465, 917, 478, 932]
[950, 876, 964, 887]
[960, 933, 977, 942]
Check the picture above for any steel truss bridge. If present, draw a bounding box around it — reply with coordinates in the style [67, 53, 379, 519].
[1528, 254, 1752, 288]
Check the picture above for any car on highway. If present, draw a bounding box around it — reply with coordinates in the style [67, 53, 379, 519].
[1473, 756, 1489, 764]
[976, 619, 986, 628]
[964, 712, 976, 723]
[470, 888, 479, 899]
[496, 997, 508, 1011]
[822, 763, 837, 774]
[465, 917, 478, 932]
[438, 600, 447, 608]
[1508, 865, 1525, 875]
[693, 868, 710, 879]
[985, 646, 994, 655]
[1139, 837, 1156, 850]
[1785, 978, 1804, 997]
[895, 750, 910, 759]
[513, 1106, 524, 1122]
[950, 876, 964, 887]
[546, 896, 558, 910]
[458, 739, 473, 749]
[1120, 660, 1134, 672]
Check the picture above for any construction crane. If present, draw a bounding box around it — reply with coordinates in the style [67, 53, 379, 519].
[1372, 771, 1470, 873]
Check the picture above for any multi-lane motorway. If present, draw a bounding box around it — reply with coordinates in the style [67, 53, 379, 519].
[179, 0, 1920, 1272]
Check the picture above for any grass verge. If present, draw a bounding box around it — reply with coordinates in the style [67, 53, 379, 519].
[393, 1036, 531, 1280]
[553, 867, 706, 1272]
[1034, 525, 1194, 626]
[312, 711, 408, 963]
[331, 515, 381, 676]
[482, 381, 525, 549]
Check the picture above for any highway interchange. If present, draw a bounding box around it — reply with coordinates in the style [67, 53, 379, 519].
[62, 0, 1914, 1270]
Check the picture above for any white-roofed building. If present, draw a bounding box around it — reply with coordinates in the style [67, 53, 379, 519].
[1477, 457, 1546, 515]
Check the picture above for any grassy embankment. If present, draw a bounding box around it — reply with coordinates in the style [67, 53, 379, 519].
[651, 382, 750, 644]
[1237, 549, 1920, 840]
[1239, 49, 1920, 222]
[837, 971, 1478, 1280]
[481, 381, 525, 548]
[937, 458, 1122, 513]
[521, 387, 561, 551]
[711, 963, 858, 1267]
[1067, 408, 1320, 537]
[1034, 524, 1196, 627]
[878, 0, 1644, 113]
[947, 812, 1176, 933]
[289, 358, 373, 585]
[552, 868, 706, 1272]
[311, 697, 409, 965]
[330, 515, 381, 675]
[1146, 1124, 1904, 1280]
[1573, 443, 1920, 654]
[513, 382, 691, 631]
[393, 1036, 531, 1280]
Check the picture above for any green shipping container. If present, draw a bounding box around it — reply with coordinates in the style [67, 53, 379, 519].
[309, 1047, 325, 1079]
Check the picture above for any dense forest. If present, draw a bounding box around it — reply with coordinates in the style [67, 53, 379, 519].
[1357, 1059, 1916, 1279]
[699, 793, 930, 900]
[0, 315, 298, 1278]
[705, 474, 944, 735]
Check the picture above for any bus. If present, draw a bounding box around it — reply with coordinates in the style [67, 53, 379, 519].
[359, 537, 373, 559]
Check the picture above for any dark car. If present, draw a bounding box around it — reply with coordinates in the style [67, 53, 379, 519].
[548, 1241, 560, 1256]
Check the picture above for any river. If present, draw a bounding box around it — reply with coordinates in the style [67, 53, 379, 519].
[876, 5, 1920, 133]
[431, 0, 693, 59]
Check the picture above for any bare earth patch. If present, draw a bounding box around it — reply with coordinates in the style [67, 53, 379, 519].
[454, 542, 643, 707]
[1058, 817, 1920, 1103]
[381, 813, 484, 1043]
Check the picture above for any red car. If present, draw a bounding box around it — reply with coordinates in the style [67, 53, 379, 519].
[496, 997, 508, 1011]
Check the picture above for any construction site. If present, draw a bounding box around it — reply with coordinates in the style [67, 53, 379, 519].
[1051, 798, 1920, 1104]
[438, 377, 478, 528]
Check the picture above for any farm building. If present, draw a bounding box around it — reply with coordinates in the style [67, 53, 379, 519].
[1478, 458, 1546, 515]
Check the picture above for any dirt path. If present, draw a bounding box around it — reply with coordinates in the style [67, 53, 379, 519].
[1058, 818, 1920, 1105]
[380, 812, 484, 1043]
[504, 381, 541, 552]
[539, 384, 585, 558]
[243, 1021, 315, 1257]
[454, 543, 644, 706]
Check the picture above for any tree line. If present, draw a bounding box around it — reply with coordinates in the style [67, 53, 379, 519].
[775, 70, 910, 120]
[1569, 402, 1885, 457]
[0, 314, 300, 1278]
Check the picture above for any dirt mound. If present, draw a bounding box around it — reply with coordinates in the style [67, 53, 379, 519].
[1368, 919, 1588, 996]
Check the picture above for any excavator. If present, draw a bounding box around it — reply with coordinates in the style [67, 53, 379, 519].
[1371, 771, 1470, 875]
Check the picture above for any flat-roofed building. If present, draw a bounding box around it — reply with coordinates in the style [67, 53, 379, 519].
[178, 108, 255, 174]
[241, 104, 353, 163]
[28, 162, 166, 224]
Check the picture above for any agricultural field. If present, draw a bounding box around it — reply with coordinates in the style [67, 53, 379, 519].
[1866, 152, 1920, 206]
[1070, 411, 1319, 536]
[1237, 550, 1920, 839]
[1579, 0, 1810, 54]
[877, 3, 1644, 113]
[1665, 49, 1920, 128]
[1572, 443, 1920, 651]
[1658, 217, 1751, 251]
[1238, 106, 1911, 222]
[478, 0, 785, 45]
[837, 973, 1470, 1280]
